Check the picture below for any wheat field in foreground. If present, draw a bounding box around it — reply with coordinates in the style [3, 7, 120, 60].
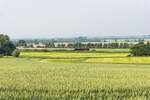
[0, 58, 150, 100]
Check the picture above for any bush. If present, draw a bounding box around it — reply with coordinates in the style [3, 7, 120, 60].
[12, 49, 20, 57]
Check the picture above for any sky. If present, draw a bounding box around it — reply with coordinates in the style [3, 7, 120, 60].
[0, 0, 150, 38]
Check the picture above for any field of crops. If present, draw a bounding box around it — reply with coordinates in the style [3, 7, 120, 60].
[1, 58, 150, 99]
[20, 51, 150, 64]
[2, 49, 150, 99]
[84, 57, 150, 64]
[41, 58, 86, 63]
[20, 52, 128, 58]
[41, 57, 150, 64]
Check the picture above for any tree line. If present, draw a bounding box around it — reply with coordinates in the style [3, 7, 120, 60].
[16, 41, 130, 48]
[45, 42, 130, 49]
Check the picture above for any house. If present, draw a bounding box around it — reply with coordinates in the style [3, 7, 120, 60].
[32, 43, 46, 48]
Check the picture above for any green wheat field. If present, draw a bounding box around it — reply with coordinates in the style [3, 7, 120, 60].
[1, 49, 150, 100]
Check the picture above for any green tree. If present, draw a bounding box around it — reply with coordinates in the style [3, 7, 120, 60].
[97, 43, 102, 48]
[0, 34, 16, 56]
[130, 43, 150, 56]
[18, 40, 27, 47]
[103, 43, 108, 48]
[120, 43, 124, 48]
[67, 43, 74, 48]
[46, 42, 55, 48]
[123, 43, 129, 48]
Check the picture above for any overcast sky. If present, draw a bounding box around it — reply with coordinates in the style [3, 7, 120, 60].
[0, 0, 150, 38]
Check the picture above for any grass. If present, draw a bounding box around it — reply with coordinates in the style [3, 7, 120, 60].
[0, 58, 150, 99]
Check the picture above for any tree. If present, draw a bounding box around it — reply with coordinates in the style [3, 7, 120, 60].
[46, 42, 55, 48]
[67, 43, 74, 48]
[103, 43, 108, 48]
[18, 40, 27, 47]
[130, 42, 150, 56]
[120, 43, 124, 48]
[0, 34, 16, 56]
[97, 43, 102, 48]
[123, 43, 129, 48]
[60, 44, 65, 48]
